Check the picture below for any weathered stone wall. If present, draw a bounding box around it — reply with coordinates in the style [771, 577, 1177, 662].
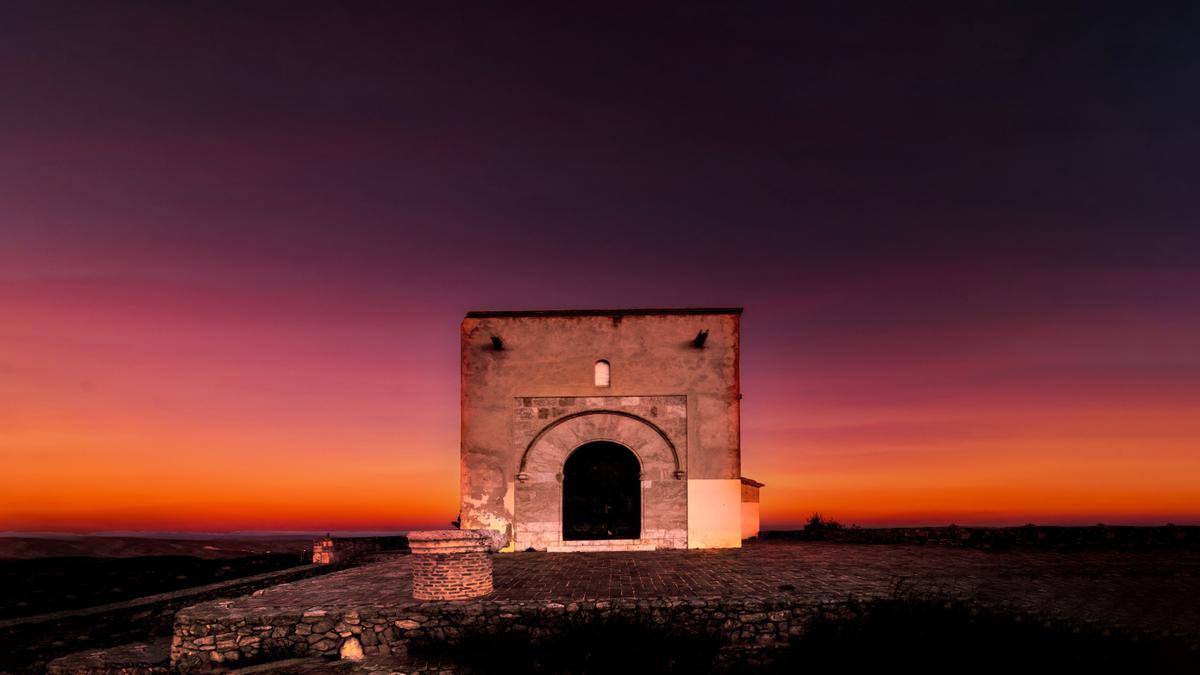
[461, 309, 742, 551]
[170, 596, 863, 670]
[170, 592, 1199, 672]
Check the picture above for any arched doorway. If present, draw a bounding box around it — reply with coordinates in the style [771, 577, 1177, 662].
[562, 441, 641, 540]
[513, 409, 685, 551]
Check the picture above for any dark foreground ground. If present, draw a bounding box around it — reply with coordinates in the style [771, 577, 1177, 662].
[0, 554, 307, 620]
[414, 594, 1199, 674]
[0, 538, 319, 673]
[0, 537, 313, 621]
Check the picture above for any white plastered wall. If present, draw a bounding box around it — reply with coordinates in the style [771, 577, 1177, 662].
[686, 479, 742, 548]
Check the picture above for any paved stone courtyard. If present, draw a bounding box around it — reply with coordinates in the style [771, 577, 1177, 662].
[171, 540, 1200, 670]
[185, 541, 1200, 635]
[492, 541, 1200, 635]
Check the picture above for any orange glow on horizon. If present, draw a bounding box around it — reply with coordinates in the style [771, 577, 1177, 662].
[3, 275, 1199, 533]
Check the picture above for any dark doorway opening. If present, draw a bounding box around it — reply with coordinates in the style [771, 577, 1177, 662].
[562, 441, 641, 540]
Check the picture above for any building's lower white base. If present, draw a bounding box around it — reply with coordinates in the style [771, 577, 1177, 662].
[687, 479, 744, 548]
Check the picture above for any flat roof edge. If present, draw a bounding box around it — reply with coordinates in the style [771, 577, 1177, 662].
[465, 307, 743, 319]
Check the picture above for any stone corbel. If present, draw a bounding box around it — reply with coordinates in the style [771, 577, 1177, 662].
[516, 472, 529, 482]
[673, 470, 685, 480]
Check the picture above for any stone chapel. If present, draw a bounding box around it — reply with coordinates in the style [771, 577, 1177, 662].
[459, 308, 761, 552]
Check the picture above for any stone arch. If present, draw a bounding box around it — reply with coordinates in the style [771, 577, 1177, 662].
[517, 410, 682, 477]
[513, 411, 688, 550]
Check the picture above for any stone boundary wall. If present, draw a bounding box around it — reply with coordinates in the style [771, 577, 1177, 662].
[0, 565, 327, 673]
[170, 595, 864, 670]
[762, 525, 1200, 550]
[170, 591, 1184, 671]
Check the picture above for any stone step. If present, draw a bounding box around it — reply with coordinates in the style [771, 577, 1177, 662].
[546, 540, 656, 552]
[228, 657, 344, 674]
[561, 538, 652, 544]
[227, 655, 458, 674]
[46, 640, 169, 674]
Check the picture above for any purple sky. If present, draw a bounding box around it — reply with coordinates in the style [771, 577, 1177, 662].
[2, 2, 1199, 530]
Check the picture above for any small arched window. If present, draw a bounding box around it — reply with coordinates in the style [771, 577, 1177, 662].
[594, 360, 611, 387]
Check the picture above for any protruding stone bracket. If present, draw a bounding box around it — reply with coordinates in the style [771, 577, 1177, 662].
[673, 470, 686, 480]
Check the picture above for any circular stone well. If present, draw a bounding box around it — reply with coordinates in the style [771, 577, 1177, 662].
[408, 529, 494, 600]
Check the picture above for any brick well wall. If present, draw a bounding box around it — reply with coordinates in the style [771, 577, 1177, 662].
[408, 530, 494, 601]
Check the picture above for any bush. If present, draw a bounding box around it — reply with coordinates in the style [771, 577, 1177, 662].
[804, 513, 843, 531]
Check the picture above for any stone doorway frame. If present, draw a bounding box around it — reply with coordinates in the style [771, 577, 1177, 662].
[513, 408, 688, 551]
[560, 439, 644, 541]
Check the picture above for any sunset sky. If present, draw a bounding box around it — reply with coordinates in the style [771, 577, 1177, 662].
[2, 3, 1198, 532]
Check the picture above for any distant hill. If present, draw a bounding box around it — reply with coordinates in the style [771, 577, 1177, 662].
[0, 536, 315, 559]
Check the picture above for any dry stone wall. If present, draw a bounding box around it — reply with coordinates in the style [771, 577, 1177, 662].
[170, 596, 866, 670]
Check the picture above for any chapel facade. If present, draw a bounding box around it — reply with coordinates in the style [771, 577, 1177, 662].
[459, 308, 756, 552]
